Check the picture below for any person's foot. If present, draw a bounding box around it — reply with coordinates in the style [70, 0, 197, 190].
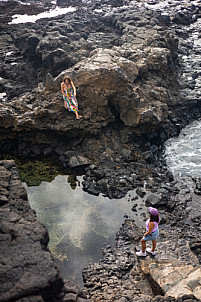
[76, 115, 82, 119]
[136, 251, 146, 257]
[146, 247, 156, 256]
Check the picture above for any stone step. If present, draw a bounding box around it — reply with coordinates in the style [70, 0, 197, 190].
[140, 260, 201, 300]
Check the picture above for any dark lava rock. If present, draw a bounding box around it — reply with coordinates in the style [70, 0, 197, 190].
[136, 188, 146, 198]
[145, 193, 165, 207]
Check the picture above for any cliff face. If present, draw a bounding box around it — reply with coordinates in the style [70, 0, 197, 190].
[1, 0, 200, 199]
[1, 0, 200, 149]
[0, 160, 63, 301]
[1, 1, 179, 137]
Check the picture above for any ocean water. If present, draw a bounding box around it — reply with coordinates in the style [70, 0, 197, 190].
[165, 119, 201, 178]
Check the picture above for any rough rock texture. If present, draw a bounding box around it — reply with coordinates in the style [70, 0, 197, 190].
[0, 29, 179, 138]
[0, 0, 200, 182]
[46, 44, 172, 130]
[1, 2, 180, 134]
[141, 261, 201, 299]
[1, 0, 201, 302]
[0, 160, 62, 301]
[0, 160, 89, 302]
[83, 215, 201, 301]
[82, 174, 201, 301]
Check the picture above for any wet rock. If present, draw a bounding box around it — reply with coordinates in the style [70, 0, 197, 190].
[96, 178, 109, 191]
[136, 188, 146, 198]
[131, 204, 138, 212]
[84, 186, 100, 196]
[91, 169, 103, 181]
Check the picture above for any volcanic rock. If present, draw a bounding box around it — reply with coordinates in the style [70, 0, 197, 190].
[68, 155, 91, 168]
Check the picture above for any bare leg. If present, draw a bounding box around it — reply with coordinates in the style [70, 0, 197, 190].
[75, 111, 82, 119]
[75, 111, 79, 119]
[152, 240, 156, 252]
[141, 239, 146, 253]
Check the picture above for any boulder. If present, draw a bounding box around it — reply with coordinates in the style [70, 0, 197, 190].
[145, 193, 165, 207]
[15, 33, 40, 57]
[68, 155, 91, 168]
[46, 47, 170, 131]
[0, 43, 172, 139]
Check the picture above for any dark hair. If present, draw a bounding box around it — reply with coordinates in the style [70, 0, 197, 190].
[63, 76, 72, 85]
[150, 214, 159, 223]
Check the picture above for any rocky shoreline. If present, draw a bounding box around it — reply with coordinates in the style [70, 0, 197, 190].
[0, 0, 201, 301]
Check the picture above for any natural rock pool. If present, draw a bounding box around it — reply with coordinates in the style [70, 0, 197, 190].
[24, 175, 148, 286]
[20, 118, 201, 287]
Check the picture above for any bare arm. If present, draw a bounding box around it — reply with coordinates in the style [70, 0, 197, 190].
[144, 222, 154, 237]
[61, 83, 67, 97]
[71, 82, 76, 96]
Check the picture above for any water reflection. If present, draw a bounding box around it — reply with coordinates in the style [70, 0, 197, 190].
[24, 175, 146, 286]
[67, 174, 81, 190]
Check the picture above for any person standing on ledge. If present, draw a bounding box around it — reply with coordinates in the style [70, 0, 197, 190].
[61, 76, 82, 119]
[136, 207, 160, 257]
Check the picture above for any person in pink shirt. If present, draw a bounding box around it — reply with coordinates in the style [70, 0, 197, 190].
[136, 207, 160, 257]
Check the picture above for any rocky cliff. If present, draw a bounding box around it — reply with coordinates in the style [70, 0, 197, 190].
[1, 0, 201, 198]
[1, 0, 180, 135]
[1, 0, 201, 301]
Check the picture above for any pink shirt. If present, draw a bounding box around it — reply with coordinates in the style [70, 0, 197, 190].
[146, 219, 159, 233]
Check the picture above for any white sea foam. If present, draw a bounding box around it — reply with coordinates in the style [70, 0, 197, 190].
[165, 120, 201, 177]
[6, 51, 13, 56]
[144, 1, 170, 10]
[9, 6, 76, 24]
[94, 9, 103, 13]
[0, 92, 7, 101]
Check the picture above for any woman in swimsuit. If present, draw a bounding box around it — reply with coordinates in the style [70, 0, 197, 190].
[61, 76, 82, 119]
